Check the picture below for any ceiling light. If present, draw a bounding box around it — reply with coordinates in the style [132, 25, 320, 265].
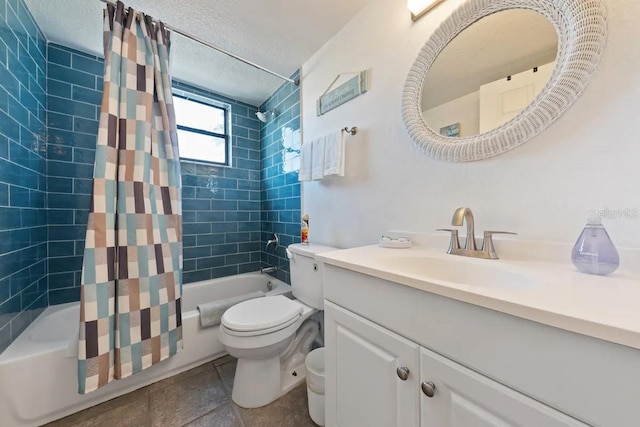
[408, 0, 446, 21]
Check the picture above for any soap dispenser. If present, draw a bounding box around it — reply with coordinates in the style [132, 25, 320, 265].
[571, 217, 619, 275]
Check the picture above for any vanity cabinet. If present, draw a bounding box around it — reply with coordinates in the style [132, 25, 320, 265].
[322, 263, 640, 427]
[326, 301, 587, 427]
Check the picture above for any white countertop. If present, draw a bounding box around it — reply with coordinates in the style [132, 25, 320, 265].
[317, 243, 640, 350]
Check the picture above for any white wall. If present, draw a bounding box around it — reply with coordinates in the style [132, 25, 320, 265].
[423, 90, 479, 137]
[300, 0, 640, 252]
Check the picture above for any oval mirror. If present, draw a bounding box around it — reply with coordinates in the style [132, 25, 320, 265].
[402, 0, 607, 162]
[422, 9, 557, 138]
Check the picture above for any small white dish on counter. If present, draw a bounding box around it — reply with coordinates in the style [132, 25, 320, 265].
[379, 235, 412, 249]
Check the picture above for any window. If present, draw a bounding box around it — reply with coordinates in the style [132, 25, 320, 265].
[173, 93, 230, 165]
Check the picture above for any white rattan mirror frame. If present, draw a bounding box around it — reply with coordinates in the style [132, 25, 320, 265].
[402, 0, 607, 162]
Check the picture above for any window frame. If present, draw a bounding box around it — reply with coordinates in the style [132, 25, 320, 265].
[172, 90, 231, 166]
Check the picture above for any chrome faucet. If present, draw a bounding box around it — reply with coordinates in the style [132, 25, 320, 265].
[261, 265, 277, 274]
[265, 233, 279, 251]
[451, 207, 477, 251]
[438, 207, 516, 259]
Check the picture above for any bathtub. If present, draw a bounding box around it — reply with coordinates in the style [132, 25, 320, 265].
[0, 272, 291, 427]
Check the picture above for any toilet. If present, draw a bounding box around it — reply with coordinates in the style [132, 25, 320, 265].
[218, 243, 337, 408]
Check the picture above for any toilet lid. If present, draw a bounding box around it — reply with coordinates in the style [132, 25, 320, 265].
[221, 295, 304, 333]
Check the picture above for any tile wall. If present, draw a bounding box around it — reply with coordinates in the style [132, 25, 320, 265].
[0, 0, 301, 353]
[46, 46, 264, 296]
[175, 81, 264, 284]
[0, 0, 48, 353]
[46, 43, 102, 305]
[260, 70, 302, 283]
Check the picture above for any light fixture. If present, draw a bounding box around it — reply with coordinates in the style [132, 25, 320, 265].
[255, 109, 276, 123]
[408, 0, 446, 21]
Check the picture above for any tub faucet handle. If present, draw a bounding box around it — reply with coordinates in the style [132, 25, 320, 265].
[266, 233, 279, 251]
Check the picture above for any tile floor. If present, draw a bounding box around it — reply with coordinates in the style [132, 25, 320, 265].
[44, 356, 317, 427]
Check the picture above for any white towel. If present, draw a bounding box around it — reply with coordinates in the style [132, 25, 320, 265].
[197, 291, 265, 328]
[299, 141, 313, 181]
[323, 131, 345, 176]
[311, 137, 326, 180]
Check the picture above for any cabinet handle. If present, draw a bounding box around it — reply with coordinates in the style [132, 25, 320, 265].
[396, 366, 410, 381]
[421, 381, 436, 398]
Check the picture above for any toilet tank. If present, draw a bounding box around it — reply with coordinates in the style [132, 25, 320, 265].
[288, 243, 338, 309]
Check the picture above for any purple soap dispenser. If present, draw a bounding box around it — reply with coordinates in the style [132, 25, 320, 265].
[571, 218, 619, 275]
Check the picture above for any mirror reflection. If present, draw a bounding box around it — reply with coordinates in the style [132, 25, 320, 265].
[421, 9, 558, 137]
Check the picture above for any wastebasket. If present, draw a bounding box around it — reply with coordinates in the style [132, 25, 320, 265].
[305, 347, 325, 426]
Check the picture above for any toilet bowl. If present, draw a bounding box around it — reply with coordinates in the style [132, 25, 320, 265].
[218, 243, 337, 409]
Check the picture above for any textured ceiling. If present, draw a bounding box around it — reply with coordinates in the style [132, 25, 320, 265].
[24, 0, 371, 106]
[421, 9, 558, 111]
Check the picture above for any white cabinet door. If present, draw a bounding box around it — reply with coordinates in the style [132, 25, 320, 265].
[325, 301, 420, 427]
[420, 347, 588, 427]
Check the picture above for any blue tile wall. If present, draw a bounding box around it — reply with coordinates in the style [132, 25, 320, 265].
[46, 43, 102, 306]
[174, 81, 263, 284]
[260, 70, 302, 283]
[0, 0, 48, 354]
[46, 46, 264, 296]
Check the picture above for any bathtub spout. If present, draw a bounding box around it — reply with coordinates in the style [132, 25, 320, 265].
[260, 265, 277, 275]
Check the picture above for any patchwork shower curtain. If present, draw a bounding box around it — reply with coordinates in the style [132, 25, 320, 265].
[78, 1, 183, 394]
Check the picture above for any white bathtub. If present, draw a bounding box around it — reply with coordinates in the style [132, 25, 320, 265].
[0, 272, 290, 427]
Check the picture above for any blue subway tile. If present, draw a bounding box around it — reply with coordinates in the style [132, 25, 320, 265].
[226, 232, 251, 244]
[48, 45, 71, 67]
[211, 244, 238, 256]
[72, 55, 104, 76]
[73, 178, 93, 195]
[48, 63, 95, 89]
[0, 207, 21, 231]
[211, 265, 238, 279]
[49, 241, 75, 258]
[49, 225, 86, 241]
[195, 211, 225, 223]
[47, 111, 73, 131]
[49, 288, 80, 305]
[196, 234, 225, 246]
[47, 193, 90, 210]
[197, 256, 225, 270]
[183, 246, 211, 260]
[0, 109, 20, 141]
[48, 209, 73, 225]
[47, 177, 73, 193]
[46, 143, 72, 161]
[48, 160, 93, 179]
[72, 85, 102, 105]
[73, 147, 95, 164]
[73, 117, 98, 134]
[48, 256, 82, 274]
[47, 78, 71, 98]
[0, 184, 7, 206]
[183, 269, 211, 284]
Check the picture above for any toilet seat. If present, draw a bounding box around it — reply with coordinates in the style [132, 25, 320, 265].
[222, 295, 304, 336]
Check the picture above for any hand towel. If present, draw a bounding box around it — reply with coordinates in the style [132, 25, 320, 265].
[299, 141, 313, 181]
[197, 291, 266, 328]
[311, 136, 326, 180]
[323, 130, 345, 176]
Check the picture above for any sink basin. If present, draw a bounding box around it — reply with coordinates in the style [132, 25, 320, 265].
[376, 254, 539, 288]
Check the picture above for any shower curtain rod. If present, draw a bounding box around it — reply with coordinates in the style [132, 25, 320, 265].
[97, 0, 299, 85]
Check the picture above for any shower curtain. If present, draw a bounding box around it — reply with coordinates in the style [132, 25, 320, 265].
[78, 1, 183, 394]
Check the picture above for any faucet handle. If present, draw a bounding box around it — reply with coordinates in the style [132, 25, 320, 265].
[482, 231, 517, 259]
[436, 228, 460, 253]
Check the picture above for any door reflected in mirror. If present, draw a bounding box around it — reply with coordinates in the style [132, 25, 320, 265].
[421, 9, 558, 137]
